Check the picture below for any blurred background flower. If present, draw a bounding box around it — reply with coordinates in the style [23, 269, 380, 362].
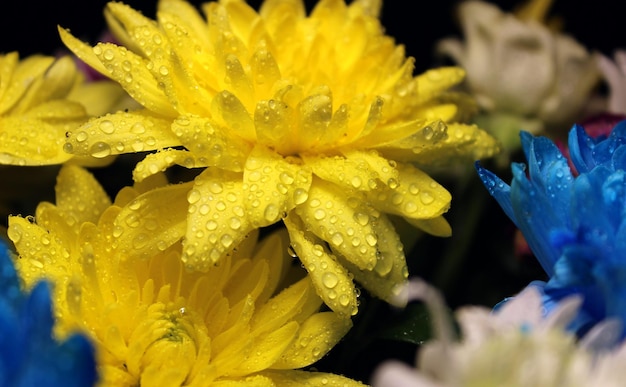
[437, 0, 600, 165]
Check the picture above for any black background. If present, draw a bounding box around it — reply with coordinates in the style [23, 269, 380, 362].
[2, 0, 624, 73]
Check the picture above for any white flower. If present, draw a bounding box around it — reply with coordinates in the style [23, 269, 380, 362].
[437, 0, 599, 141]
[371, 279, 622, 387]
[597, 50, 626, 114]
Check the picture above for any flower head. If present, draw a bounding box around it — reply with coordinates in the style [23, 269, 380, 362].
[59, 0, 498, 316]
[372, 279, 621, 387]
[476, 121, 626, 337]
[7, 165, 362, 386]
[437, 0, 599, 155]
[0, 240, 97, 386]
[0, 52, 129, 166]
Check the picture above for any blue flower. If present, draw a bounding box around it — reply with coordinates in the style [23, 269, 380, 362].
[0, 241, 98, 386]
[476, 120, 626, 338]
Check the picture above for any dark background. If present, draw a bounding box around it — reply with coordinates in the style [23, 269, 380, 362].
[2, 1, 624, 73]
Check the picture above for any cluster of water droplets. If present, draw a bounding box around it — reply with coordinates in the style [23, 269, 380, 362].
[64, 112, 160, 159]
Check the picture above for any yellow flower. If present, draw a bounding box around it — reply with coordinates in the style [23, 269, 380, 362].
[0, 52, 129, 166]
[7, 164, 361, 386]
[59, 0, 499, 316]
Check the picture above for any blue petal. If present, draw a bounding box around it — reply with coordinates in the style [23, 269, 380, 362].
[568, 123, 598, 173]
[475, 161, 515, 223]
[510, 162, 563, 276]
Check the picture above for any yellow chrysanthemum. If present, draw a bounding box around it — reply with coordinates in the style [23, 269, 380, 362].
[59, 0, 499, 315]
[0, 51, 130, 165]
[7, 164, 361, 386]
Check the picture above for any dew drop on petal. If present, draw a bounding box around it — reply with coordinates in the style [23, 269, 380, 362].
[314, 209, 326, 220]
[264, 204, 279, 222]
[99, 120, 115, 134]
[331, 232, 344, 246]
[420, 192, 435, 204]
[220, 234, 234, 248]
[90, 142, 111, 158]
[293, 188, 309, 205]
[187, 189, 201, 204]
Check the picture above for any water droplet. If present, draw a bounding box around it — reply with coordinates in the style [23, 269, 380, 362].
[90, 142, 111, 158]
[365, 233, 377, 246]
[264, 204, 279, 222]
[206, 220, 218, 230]
[187, 190, 201, 204]
[279, 172, 294, 184]
[419, 192, 434, 204]
[331, 232, 344, 246]
[404, 201, 417, 213]
[293, 188, 308, 205]
[350, 176, 362, 188]
[99, 120, 115, 134]
[229, 217, 241, 230]
[354, 212, 369, 226]
[314, 209, 326, 220]
[7, 223, 23, 243]
[220, 234, 234, 248]
[75, 131, 88, 142]
[131, 122, 146, 134]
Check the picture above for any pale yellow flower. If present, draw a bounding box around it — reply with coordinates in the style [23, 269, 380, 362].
[59, 0, 498, 316]
[0, 52, 128, 165]
[7, 164, 362, 386]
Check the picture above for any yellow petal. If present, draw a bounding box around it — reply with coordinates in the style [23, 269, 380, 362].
[260, 370, 367, 387]
[211, 90, 256, 142]
[65, 110, 178, 158]
[158, 0, 211, 47]
[55, 165, 112, 229]
[57, 27, 111, 83]
[251, 277, 321, 334]
[232, 321, 299, 375]
[304, 149, 398, 191]
[284, 214, 357, 317]
[223, 259, 269, 306]
[244, 145, 312, 227]
[133, 148, 209, 182]
[294, 178, 379, 271]
[254, 98, 297, 152]
[366, 162, 451, 222]
[272, 311, 352, 369]
[182, 168, 254, 271]
[414, 67, 466, 104]
[113, 181, 189, 261]
[7, 216, 71, 287]
[68, 80, 138, 117]
[172, 114, 252, 172]
[406, 215, 452, 237]
[250, 229, 290, 304]
[92, 42, 179, 116]
[400, 123, 501, 165]
[0, 53, 54, 114]
[335, 213, 408, 303]
[12, 56, 78, 113]
[0, 116, 73, 165]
